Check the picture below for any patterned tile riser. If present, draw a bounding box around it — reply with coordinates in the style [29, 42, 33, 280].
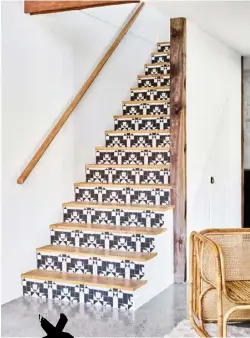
[37, 253, 145, 280]
[138, 76, 170, 88]
[145, 64, 170, 76]
[105, 133, 170, 148]
[63, 207, 164, 228]
[123, 102, 170, 116]
[96, 150, 170, 165]
[114, 117, 170, 131]
[75, 186, 171, 206]
[151, 53, 170, 63]
[130, 89, 170, 101]
[22, 279, 134, 309]
[51, 229, 155, 253]
[157, 44, 170, 53]
[86, 168, 171, 185]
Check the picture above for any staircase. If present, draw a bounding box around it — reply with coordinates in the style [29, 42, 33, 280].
[21, 42, 174, 310]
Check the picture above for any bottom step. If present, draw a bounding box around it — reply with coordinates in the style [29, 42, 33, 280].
[21, 269, 146, 310]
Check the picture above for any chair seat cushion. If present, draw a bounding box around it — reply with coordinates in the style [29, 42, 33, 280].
[226, 281, 250, 304]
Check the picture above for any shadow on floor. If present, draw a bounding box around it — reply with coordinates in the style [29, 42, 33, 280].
[1, 284, 187, 337]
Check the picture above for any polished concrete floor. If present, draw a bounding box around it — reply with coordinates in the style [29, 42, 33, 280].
[1, 284, 187, 337]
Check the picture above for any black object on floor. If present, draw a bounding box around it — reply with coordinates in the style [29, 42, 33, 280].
[39, 313, 74, 338]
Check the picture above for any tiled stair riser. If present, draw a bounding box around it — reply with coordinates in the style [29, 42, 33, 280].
[96, 149, 170, 165]
[123, 102, 170, 116]
[130, 88, 170, 101]
[63, 206, 165, 228]
[105, 132, 170, 148]
[138, 75, 170, 88]
[75, 186, 171, 206]
[37, 252, 145, 280]
[86, 167, 171, 185]
[145, 63, 170, 75]
[51, 229, 155, 252]
[114, 116, 170, 131]
[22, 278, 134, 309]
[157, 43, 170, 53]
[151, 53, 170, 63]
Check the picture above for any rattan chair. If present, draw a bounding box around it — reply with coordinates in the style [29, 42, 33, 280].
[189, 229, 250, 337]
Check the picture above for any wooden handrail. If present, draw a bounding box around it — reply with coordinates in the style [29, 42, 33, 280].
[17, 2, 144, 184]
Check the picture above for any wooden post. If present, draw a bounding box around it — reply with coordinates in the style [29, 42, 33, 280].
[24, 1, 139, 15]
[170, 17, 187, 283]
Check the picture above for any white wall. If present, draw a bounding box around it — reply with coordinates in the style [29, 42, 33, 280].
[186, 21, 242, 238]
[1, 2, 170, 304]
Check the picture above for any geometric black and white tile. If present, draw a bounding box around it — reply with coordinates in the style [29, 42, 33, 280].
[105, 132, 170, 148]
[75, 185, 171, 205]
[130, 88, 170, 101]
[114, 116, 170, 131]
[37, 252, 145, 280]
[86, 166, 171, 185]
[51, 229, 155, 252]
[63, 207, 165, 228]
[157, 43, 170, 52]
[122, 101, 170, 116]
[138, 75, 170, 88]
[151, 52, 170, 63]
[22, 279, 134, 309]
[96, 149, 171, 165]
[145, 63, 170, 76]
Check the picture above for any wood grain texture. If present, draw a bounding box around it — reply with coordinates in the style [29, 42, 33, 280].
[122, 99, 170, 104]
[62, 201, 174, 211]
[114, 113, 170, 119]
[21, 269, 146, 290]
[170, 17, 187, 283]
[241, 56, 244, 227]
[49, 223, 167, 235]
[24, 1, 139, 15]
[96, 146, 171, 151]
[17, 3, 144, 184]
[74, 182, 172, 189]
[85, 164, 171, 169]
[105, 129, 170, 134]
[131, 86, 170, 91]
[36, 245, 157, 262]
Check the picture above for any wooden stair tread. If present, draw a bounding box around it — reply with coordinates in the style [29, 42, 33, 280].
[21, 269, 146, 291]
[137, 74, 170, 79]
[85, 164, 171, 169]
[157, 41, 170, 45]
[96, 146, 170, 151]
[113, 114, 170, 119]
[74, 182, 172, 189]
[105, 129, 170, 134]
[36, 245, 157, 262]
[131, 86, 170, 91]
[151, 51, 170, 56]
[145, 62, 170, 67]
[122, 99, 169, 105]
[49, 223, 167, 235]
[62, 201, 174, 211]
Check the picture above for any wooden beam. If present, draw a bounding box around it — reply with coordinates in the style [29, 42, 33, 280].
[170, 17, 187, 283]
[17, 2, 144, 184]
[241, 56, 244, 227]
[24, 1, 139, 15]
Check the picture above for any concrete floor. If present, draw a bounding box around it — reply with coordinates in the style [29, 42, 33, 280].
[1, 284, 187, 337]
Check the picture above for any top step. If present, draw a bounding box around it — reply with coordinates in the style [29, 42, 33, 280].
[157, 42, 170, 52]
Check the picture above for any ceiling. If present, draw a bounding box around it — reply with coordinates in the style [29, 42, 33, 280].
[149, 1, 250, 55]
